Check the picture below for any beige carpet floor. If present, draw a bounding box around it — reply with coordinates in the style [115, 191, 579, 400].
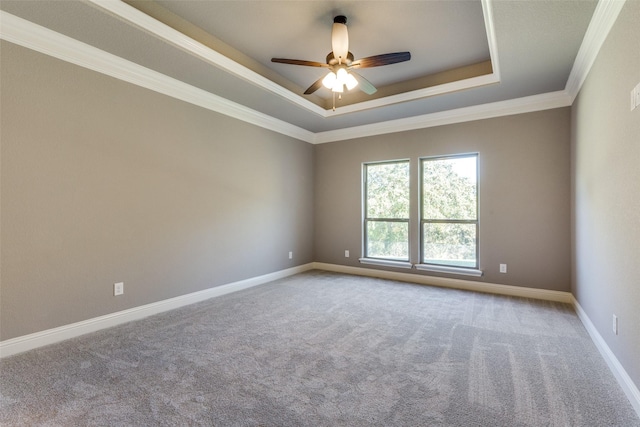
[1, 270, 638, 426]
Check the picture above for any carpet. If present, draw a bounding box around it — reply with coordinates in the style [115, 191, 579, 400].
[1, 270, 638, 426]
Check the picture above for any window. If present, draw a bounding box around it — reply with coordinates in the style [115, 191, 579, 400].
[420, 154, 478, 269]
[363, 160, 410, 262]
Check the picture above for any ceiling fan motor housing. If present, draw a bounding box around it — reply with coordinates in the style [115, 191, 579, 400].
[326, 51, 354, 66]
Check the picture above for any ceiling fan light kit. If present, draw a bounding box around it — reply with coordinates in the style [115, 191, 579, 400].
[323, 67, 358, 93]
[271, 14, 411, 109]
[345, 72, 358, 91]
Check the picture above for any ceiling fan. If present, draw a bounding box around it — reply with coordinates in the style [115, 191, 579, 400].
[271, 15, 410, 99]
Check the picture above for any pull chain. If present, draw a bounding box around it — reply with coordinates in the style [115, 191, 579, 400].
[332, 92, 343, 112]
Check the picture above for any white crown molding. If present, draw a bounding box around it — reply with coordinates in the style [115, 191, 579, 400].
[0, 9, 563, 146]
[481, 0, 501, 81]
[330, 73, 500, 116]
[0, 0, 616, 145]
[88, 0, 501, 118]
[326, 0, 503, 117]
[565, 0, 626, 102]
[572, 297, 640, 418]
[86, 0, 328, 118]
[0, 11, 315, 143]
[0, 263, 315, 358]
[313, 91, 573, 144]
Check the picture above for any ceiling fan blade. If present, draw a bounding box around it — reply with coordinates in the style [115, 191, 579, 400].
[351, 71, 377, 95]
[351, 52, 411, 69]
[304, 76, 325, 95]
[271, 58, 329, 68]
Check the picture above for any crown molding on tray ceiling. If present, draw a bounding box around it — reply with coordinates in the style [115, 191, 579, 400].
[565, 0, 626, 102]
[0, 0, 623, 144]
[83, 0, 324, 118]
[0, 11, 315, 143]
[314, 91, 572, 144]
[87, 0, 501, 118]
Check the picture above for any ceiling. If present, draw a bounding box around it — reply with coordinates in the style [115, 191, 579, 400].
[0, 0, 600, 141]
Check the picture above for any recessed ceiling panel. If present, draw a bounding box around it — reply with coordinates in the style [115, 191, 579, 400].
[1, 0, 599, 135]
[152, 0, 491, 99]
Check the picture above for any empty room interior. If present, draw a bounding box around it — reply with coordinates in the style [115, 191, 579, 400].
[1, 0, 639, 425]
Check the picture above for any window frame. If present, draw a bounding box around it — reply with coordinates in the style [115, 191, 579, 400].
[419, 153, 480, 273]
[362, 159, 411, 264]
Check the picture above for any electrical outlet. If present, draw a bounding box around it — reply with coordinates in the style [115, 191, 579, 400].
[499, 264, 507, 273]
[288, 251, 293, 259]
[345, 250, 350, 258]
[613, 314, 618, 335]
[114, 282, 124, 296]
[632, 83, 640, 111]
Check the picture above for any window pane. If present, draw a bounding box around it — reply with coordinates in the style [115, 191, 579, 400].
[422, 156, 477, 220]
[423, 222, 476, 267]
[366, 221, 409, 260]
[366, 162, 410, 219]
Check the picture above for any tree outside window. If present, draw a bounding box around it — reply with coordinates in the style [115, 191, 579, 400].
[421, 154, 478, 268]
[363, 160, 410, 261]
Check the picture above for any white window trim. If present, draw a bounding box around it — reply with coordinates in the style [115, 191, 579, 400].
[362, 159, 411, 262]
[420, 153, 480, 271]
[359, 258, 413, 269]
[415, 263, 483, 277]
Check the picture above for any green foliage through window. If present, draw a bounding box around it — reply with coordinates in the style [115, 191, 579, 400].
[364, 161, 410, 261]
[421, 155, 478, 268]
[362, 155, 479, 269]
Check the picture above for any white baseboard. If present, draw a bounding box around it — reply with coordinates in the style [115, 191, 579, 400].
[313, 262, 639, 417]
[0, 263, 314, 358]
[572, 297, 640, 418]
[4, 261, 638, 420]
[311, 262, 573, 303]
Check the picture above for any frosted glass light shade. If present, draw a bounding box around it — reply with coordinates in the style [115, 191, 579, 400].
[323, 67, 357, 93]
[345, 73, 358, 90]
[322, 72, 337, 89]
[331, 23, 349, 62]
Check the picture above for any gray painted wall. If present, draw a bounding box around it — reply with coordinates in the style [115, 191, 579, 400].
[571, 1, 640, 388]
[0, 42, 314, 340]
[314, 109, 572, 291]
[4, 4, 637, 400]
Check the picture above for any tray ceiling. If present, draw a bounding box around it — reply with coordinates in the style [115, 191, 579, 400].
[0, 0, 602, 140]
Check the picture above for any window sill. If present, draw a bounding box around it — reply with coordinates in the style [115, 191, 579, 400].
[359, 258, 413, 269]
[415, 264, 483, 277]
